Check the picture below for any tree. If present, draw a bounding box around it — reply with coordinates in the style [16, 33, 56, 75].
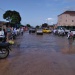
[36, 25, 40, 29]
[3, 10, 21, 24]
[42, 23, 48, 28]
[26, 24, 31, 28]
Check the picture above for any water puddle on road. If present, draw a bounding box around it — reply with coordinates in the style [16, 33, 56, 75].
[62, 39, 75, 54]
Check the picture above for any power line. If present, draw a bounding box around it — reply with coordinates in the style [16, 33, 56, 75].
[0, 7, 5, 12]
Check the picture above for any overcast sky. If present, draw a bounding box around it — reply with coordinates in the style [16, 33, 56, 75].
[0, 0, 75, 26]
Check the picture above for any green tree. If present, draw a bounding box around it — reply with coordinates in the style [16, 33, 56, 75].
[42, 23, 48, 28]
[3, 10, 21, 24]
[26, 24, 31, 28]
[36, 25, 40, 29]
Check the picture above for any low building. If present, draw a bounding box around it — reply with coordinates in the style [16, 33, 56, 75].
[57, 11, 75, 29]
[49, 24, 57, 30]
[0, 21, 6, 29]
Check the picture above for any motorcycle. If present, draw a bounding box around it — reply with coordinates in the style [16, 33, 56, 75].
[67, 31, 74, 39]
[0, 42, 11, 59]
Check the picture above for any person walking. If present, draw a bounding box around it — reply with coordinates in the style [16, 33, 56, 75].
[3, 29, 7, 42]
[0, 28, 5, 42]
[67, 30, 73, 39]
[6, 25, 12, 41]
[20, 27, 24, 35]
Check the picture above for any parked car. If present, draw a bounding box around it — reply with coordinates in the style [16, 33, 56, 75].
[70, 29, 75, 36]
[57, 29, 65, 36]
[36, 29, 43, 35]
[29, 28, 36, 33]
[43, 28, 52, 33]
[64, 29, 70, 35]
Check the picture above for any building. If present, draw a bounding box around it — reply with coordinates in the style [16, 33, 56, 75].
[49, 24, 57, 30]
[57, 11, 75, 29]
[0, 21, 6, 29]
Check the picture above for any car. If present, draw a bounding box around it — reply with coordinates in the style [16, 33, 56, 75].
[29, 28, 36, 33]
[64, 29, 70, 35]
[36, 29, 43, 35]
[43, 28, 52, 33]
[70, 29, 75, 36]
[57, 29, 65, 36]
[53, 27, 65, 36]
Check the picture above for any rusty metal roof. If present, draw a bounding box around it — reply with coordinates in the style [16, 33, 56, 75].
[58, 11, 75, 16]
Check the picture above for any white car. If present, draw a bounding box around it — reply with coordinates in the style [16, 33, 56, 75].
[36, 29, 43, 35]
[57, 29, 65, 36]
[71, 30, 75, 35]
[29, 28, 36, 33]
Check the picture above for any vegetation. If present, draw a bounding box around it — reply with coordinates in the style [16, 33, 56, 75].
[3, 10, 21, 24]
[42, 23, 48, 28]
[36, 25, 40, 28]
[26, 24, 31, 28]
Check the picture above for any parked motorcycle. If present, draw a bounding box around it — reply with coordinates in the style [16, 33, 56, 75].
[0, 42, 11, 59]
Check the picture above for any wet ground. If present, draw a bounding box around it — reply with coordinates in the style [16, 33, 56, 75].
[0, 31, 75, 75]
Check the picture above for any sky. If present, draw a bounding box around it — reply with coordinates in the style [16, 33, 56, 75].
[0, 0, 75, 26]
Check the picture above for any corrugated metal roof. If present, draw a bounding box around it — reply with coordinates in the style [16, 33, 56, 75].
[58, 11, 75, 16]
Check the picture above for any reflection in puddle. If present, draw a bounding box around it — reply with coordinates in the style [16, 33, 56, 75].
[62, 39, 75, 54]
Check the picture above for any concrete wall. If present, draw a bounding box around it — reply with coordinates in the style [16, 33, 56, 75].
[57, 14, 75, 26]
[0, 21, 6, 29]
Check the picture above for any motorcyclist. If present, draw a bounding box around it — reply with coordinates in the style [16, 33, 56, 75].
[67, 30, 73, 39]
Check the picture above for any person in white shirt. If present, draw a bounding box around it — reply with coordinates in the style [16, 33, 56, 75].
[0, 28, 5, 42]
[0, 28, 4, 37]
[20, 27, 24, 35]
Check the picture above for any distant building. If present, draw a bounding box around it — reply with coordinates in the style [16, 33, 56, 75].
[49, 24, 57, 30]
[0, 21, 6, 29]
[57, 11, 75, 29]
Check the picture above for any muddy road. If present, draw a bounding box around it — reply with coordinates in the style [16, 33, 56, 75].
[0, 32, 75, 75]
